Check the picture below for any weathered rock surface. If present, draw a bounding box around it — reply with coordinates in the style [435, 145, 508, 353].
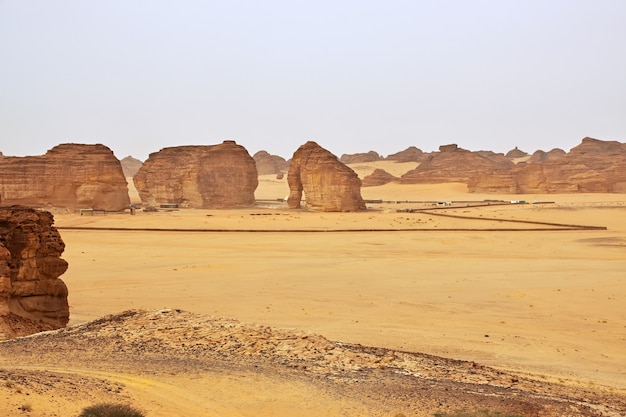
[288, 142, 366, 212]
[385, 146, 424, 162]
[505, 147, 528, 159]
[339, 151, 381, 164]
[0, 144, 130, 211]
[134, 141, 258, 209]
[361, 169, 399, 187]
[0, 206, 69, 338]
[253, 151, 290, 175]
[400, 144, 514, 185]
[120, 156, 143, 178]
[527, 148, 566, 163]
[469, 138, 626, 193]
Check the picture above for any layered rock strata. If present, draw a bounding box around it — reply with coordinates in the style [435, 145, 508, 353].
[400, 144, 514, 185]
[288, 142, 366, 212]
[133, 141, 258, 209]
[469, 137, 626, 193]
[0, 144, 130, 211]
[0, 206, 69, 338]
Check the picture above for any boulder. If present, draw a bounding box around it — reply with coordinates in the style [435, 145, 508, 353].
[287, 142, 366, 212]
[361, 169, 399, 187]
[134, 140, 258, 209]
[385, 146, 424, 162]
[0, 144, 130, 211]
[0, 206, 69, 337]
[253, 151, 290, 175]
[339, 151, 381, 164]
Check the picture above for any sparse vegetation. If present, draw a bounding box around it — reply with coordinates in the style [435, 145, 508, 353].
[78, 403, 145, 417]
[434, 410, 523, 417]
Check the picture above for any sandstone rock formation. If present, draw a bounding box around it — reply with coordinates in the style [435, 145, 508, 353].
[287, 142, 366, 212]
[469, 137, 626, 193]
[339, 151, 381, 164]
[361, 169, 399, 187]
[0, 206, 69, 338]
[505, 147, 528, 159]
[385, 146, 424, 162]
[120, 156, 144, 178]
[400, 144, 514, 185]
[134, 140, 258, 209]
[253, 151, 290, 175]
[0, 144, 130, 211]
[527, 148, 566, 163]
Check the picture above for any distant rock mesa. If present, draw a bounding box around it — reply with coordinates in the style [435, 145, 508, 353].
[120, 156, 144, 178]
[361, 169, 399, 187]
[469, 137, 626, 193]
[0, 144, 130, 211]
[134, 140, 258, 209]
[288, 142, 366, 212]
[0, 206, 69, 338]
[253, 151, 290, 175]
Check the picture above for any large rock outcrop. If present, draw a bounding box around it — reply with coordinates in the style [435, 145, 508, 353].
[469, 138, 626, 193]
[120, 156, 144, 178]
[253, 151, 290, 175]
[400, 144, 514, 185]
[287, 142, 366, 212]
[361, 169, 399, 187]
[0, 206, 69, 338]
[134, 140, 258, 209]
[0, 144, 130, 211]
[339, 151, 381, 164]
[385, 146, 424, 162]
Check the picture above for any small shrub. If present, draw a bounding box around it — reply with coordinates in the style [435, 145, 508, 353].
[78, 403, 145, 417]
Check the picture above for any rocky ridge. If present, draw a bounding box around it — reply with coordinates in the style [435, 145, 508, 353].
[469, 137, 626, 193]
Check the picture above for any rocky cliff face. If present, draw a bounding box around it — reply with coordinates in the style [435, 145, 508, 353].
[469, 138, 626, 193]
[0, 206, 69, 338]
[133, 141, 258, 209]
[400, 144, 514, 185]
[288, 142, 366, 212]
[0, 144, 130, 211]
[253, 151, 290, 175]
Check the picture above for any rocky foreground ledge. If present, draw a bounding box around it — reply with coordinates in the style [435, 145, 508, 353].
[1, 309, 624, 417]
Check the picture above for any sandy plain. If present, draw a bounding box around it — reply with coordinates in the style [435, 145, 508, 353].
[1, 161, 625, 416]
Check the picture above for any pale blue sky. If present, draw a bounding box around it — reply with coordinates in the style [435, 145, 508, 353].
[1, 0, 625, 161]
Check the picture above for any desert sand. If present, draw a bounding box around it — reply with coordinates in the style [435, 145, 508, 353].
[1, 163, 625, 416]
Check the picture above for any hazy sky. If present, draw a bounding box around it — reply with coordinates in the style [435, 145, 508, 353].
[1, 1, 625, 161]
